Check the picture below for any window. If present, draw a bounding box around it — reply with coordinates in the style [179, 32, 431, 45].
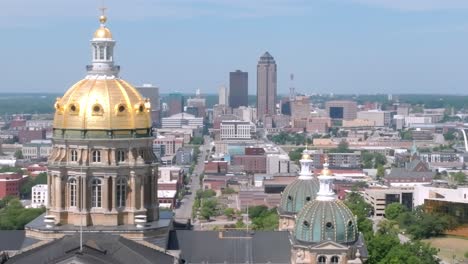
[92, 150, 101, 163]
[99, 46, 104, 60]
[318, 256, 327, 264]
[331, 256, 339, 264]
[116, 178, 127, 207]
[71, 150, 78, 162]
[69, 178, 77, 207]
[117, 150, 125, 163]
[91, 178, 102, 208]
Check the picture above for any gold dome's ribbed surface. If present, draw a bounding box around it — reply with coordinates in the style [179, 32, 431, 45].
[94, 27, 112, 39]
[53, 78, 151, 130]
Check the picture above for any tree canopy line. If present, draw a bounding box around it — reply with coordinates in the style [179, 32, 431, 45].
[345, 192, 442, 264]
[0, 196, 45, 230]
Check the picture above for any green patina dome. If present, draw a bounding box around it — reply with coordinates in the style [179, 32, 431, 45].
[294, 200, 358, 244]
[279, 178, 319, 215]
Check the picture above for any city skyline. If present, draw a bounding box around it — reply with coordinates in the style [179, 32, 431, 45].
[3, 1, 468, 94]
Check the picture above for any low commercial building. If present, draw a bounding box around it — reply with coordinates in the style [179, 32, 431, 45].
[22, 140, 52, 159]
[161, 113, 203, 129]
[158, 190, 177, 209]
[232, 155, 267, 174]
[220, 120, 255, 140]
[31, 184, 48, 208]
[204, 161, 228, 175]
[364, 187, 414, 217]
[0, 172, 23, 199]
[154, 135, 184, 156]
[176, 147, 193, 165]
[266, 154, 291, 175]
[357, 110, 391, 127]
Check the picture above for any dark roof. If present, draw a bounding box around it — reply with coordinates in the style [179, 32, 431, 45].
[0, 231, 26, 251]
[386, 168, 435, 179]
[169, 230, 290, 264]
[6, 234, 175, 264]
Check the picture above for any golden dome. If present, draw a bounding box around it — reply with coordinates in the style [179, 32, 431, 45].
[94, 27, 112, 39]
[301, 153, 311, 160]
[53, 78, 151, 131]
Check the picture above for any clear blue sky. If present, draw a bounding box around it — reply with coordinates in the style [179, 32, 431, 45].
[2, 0, 468, 95]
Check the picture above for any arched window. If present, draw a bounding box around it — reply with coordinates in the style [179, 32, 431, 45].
[318, 256, 327, 264]
[69, 178, 77, 207]
[331, 256, 339, 264]
[116, 178, 127, 207]
[91, 178, 102, 208]
[117, 150, 125, 163]
[71, 150, 78, 162]
[92, 150, 101, 163]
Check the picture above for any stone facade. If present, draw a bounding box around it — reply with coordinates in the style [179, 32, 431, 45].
[47, 137, 158, 226]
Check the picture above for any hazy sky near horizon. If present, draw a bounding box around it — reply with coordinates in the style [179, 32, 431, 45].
[3, 0, 468, 95]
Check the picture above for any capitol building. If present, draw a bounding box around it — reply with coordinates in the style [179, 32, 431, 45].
[4, 10, 367, 264]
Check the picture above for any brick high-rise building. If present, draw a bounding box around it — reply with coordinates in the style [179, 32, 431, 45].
[257, 52, 277, 122]
[229, 70, 248, 108]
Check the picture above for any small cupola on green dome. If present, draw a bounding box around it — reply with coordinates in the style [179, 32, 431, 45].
[293, 159, 359, 244]
[279, 149, 319, 214]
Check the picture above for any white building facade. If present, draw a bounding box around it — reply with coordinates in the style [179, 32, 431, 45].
[31, 184, 48, 208]
[220, 120, 255, 140]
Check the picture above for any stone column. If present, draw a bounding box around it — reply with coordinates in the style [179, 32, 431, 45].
[56, 175, 62, 210]
[110, 148, 116, 165]
[103, 176, 110, 211]
[140, 177, 145, 210]
[47, 174, 52, 209]
[82, 176, 87, 212]
[111, 176, 117, 212]
[130, 172, 136, 210]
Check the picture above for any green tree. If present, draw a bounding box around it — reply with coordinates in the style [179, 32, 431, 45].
[451, 171, 466, 184]
[20, 172, 47, 199]
[376, 165, 385, 181]
[190, 136, 204, 145]
[221, 187, 236, 195]
[196, 189, 216, 199]
[200, 198, 218, 220]
[13, 150, 23, 159]
[443, 131, 456, 141]
[224, 208, 235, 220]
[377, 219, 399, 236]
[367, 233, 399, 264]
[0, 198, 45, 230]
[380, 241, 439, 264]
[288, 148, 305, 163]
[385, 203, 407, 220]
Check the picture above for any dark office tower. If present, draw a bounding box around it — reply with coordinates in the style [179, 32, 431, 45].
[229, 70, 248, 108]
[168, 92, 184, 116]
[257, 52, 277, 122]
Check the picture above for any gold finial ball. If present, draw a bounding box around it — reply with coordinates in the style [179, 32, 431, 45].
[99, 15, 107, 24]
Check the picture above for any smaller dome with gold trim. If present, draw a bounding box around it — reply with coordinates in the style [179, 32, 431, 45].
[293, 159, 358, 244]
[279, 148, 319, 215]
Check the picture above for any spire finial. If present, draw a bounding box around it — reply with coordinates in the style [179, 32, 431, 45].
[99, 6, 107, 25]
[316, 154, 335, 201]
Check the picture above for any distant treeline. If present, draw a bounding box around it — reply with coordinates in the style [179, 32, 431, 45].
[2, 93, 468, 115]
